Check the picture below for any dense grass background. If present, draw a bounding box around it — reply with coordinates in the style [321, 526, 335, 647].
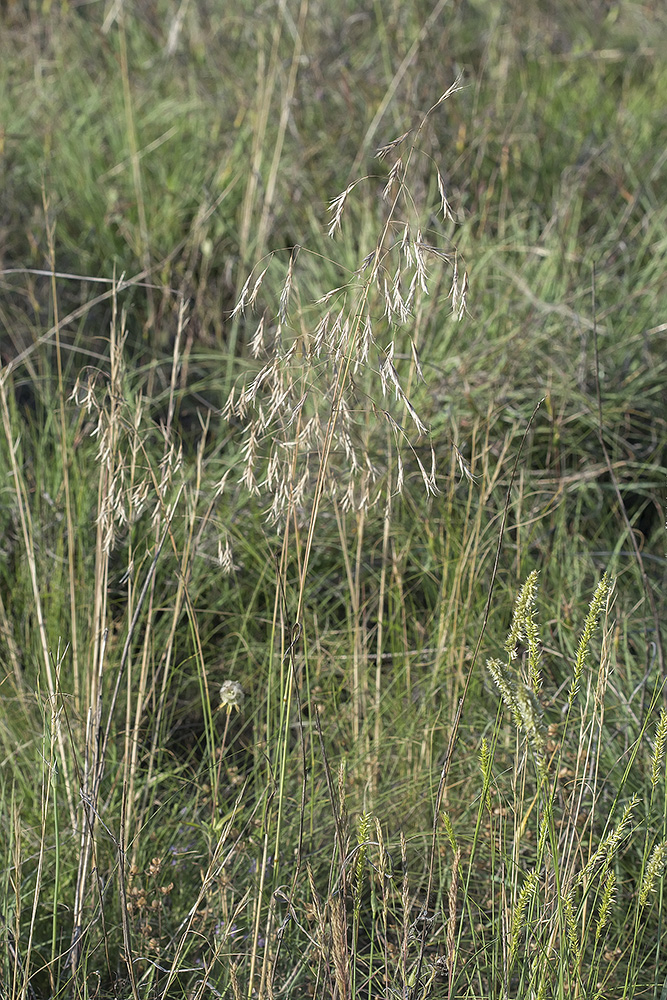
[0, 1, 665, 998]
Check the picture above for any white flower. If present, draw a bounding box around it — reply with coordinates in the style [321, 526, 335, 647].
[219, 680, 245, 714]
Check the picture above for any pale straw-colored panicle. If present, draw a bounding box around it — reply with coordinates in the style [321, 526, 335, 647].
[392, 263, 410, 323]
[400, 222, 412, 263]
[341, 479, 355, 513]
[402, 393, 429, 437]
[278, 247, 298, 324]
[413, 231, 429, 294]
[264, 447, 282, 493]
[416, 452, 439, 496]
[249, 315, 266, 358]
[353, 312, 372, 372]
[358, 248, 377, 275]
[450, 252, 459, 315]
[217, 534, 236, 576]
[239, 425, 261, 495]
[247, 265, 269, 310]
[382, 276, 394, 322]
[382, 158, 403, 202]
[457, 270, 469, 321]
[214, 468, 231, 499]
[454, 444, 475, 483]
[334, 315, 351, 364]
[327, 181, 357, 238]
[396, 450, 404, 495]
[437, 169, 456, 222]
[230, 272, 252, 318]
[376, 128, 412, 160]
[434, 74, 465, 109]
[286, 392, 307, 427]
[292, 468, 309, 509]
[247, 359, 276, 403]
[312, 312, 330, 358]
[221, 384, 236, 420]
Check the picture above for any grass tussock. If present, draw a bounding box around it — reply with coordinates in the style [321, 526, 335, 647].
[0, 1, 665, 998]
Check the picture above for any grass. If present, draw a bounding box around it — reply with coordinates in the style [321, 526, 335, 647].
[0, 1, 666, 998]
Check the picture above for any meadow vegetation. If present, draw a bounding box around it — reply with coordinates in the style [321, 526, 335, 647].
[0, 1, 665, 997]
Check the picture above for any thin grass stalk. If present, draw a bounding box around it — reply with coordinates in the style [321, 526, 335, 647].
[70, 626, 106, 974]
[72, 501, 177, 971]
[432, 447, 457, 688]
[262, 642, 310, 1000]
[354, 509, 367, 755]
[416, 401, 544, 991]
[372, 471, 392, 800]
[256, 0, 309, 260]
[137, 427, 204, 849]
[249, 556, 296, 999]
[123, 511, 160, 849]
[0, 376, 76, 829]
[45, 646, 67, 994]
[254, 534, 293, 998]
[9, 799, 24, 1000]
[116, 10, 155, 333]
[255, 392, 321, 998]
[0, 587, 24, 703]
[74, 290, 123, 962]
[333, 500, 366, 745]
[118, 779, 140, 1000]
[18, 752, 46, 999]
[160, 790, 254, 998]
[44, 189, 81, 711]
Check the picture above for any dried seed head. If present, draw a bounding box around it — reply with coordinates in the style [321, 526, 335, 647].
[437, 170, 456, 223]
[376, 129, 412, 160]
[231, 272, 253, 318]
[218, 534, 236, 576]
[247, 266, 269, 310]
[382, 158, 403, 202]
[457, 270, 469, 321]
[327, 182, 357, 238]
[249, 315, 266, 359]
[279, 247, 299, 323]
[434, 74, 464, 109]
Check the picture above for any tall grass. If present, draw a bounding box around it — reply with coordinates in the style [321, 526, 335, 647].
[0, 2, 665, 998]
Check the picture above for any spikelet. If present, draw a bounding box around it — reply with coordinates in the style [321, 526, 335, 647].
[595, 870, 616, 944]
[651, 709, 667, 788]
[510, 870, 539, 964]
[487, 571, 547, 770]
[569, 576, 610, 706]
[639, 841, 667, 906]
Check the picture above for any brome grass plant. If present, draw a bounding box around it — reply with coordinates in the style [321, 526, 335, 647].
[1, 2, 665, 999]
